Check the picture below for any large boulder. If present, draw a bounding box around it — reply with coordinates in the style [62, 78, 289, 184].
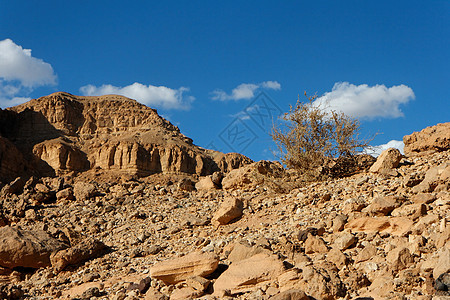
[150, 251, 219, 285]
[0, 226, 67, 269]
[214, 253, 285, 295]
[403, 122, 450, 155]
[369, 148, 402, 174]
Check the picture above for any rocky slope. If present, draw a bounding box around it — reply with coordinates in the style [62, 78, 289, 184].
[0, 92, 251, 182]
[0, 97, 449, 299]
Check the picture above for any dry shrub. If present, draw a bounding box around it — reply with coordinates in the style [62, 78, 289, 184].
[272, 92, 371, 180]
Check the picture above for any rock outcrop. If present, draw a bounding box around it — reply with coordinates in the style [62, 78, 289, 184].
[404, 122, 450, 155]
[0, 92, 251, 180]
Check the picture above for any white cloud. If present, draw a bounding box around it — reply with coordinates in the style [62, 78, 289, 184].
[364, 140, 404, 157]
[80, 82, 194, 110]
[312, 82, 415, 119]
[0, 39, 57, 108]
[0, 39, 56, 87]
[211, 80, 281, 101]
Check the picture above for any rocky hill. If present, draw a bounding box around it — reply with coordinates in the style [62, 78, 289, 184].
[0, 94, 449, 300]
[0, 92, 251, 182]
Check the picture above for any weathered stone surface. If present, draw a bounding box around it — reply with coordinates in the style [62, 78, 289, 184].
[212, 197, 243, 225]
[362, 196, 400, 216]
[195, 176, 217, 190]
[269, 289, 309, 300]
[1, 92, 253, 180]
[333, 232, 357, 250]
[222, 160, 285, 190]
[214, 253, 285, 295]
[345, 216, 414, 236]
[51, 238, 107, 272]
[0, 226, 67, 269]
[304, 234, 328, 254]
[73, 182, 97, 201]
[369, 148, 402, 174]
[33, 138, 89, 175]
[403, 122, 450, 155]
[386, 247, 414, 271]
[150, 251, 219, 285]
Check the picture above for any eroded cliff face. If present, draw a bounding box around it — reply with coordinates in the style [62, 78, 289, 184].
[0, 92, 251, 180]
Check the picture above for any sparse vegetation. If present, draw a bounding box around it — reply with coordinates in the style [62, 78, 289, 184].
[272, 92, 371, 180]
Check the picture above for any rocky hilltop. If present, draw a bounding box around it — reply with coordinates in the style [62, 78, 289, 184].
[0, 94, 449, 300]
[0, 92, 251, 182]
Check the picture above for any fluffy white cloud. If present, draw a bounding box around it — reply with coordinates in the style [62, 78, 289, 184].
[211, 81, 281, 101]
[80, 82, 193, 110]
[312, 82, 415, 119]
[365, 140, 404, 157]
[0, 39, 57, 108]
[0, 39, 56, 87]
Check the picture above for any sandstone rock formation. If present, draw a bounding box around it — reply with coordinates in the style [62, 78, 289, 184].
[0, 92, 251, 180]
[0, 226, 67, 269]
[404, 122, 450, 155]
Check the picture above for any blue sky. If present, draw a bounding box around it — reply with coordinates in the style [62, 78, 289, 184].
[1, 1, 448, 161]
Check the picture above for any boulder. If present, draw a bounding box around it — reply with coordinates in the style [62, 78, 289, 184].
[195, 176, 217, 190]
[362, 196, 401, 216]
[369, 148, 402, 174]
[51, 238, 107, 272]
[0, 226, 67, 269]
[73, 182, 97, 201]
[212, 197, 243, 225]
[345, 216, 413, 236]
[304, 234, 328, 254]
[150, 251, 219, 285]
[214, 253, 285, 295]
[222, 160, 285, 190]
[386, 247, 414, 271]
[333, 232, 357, 250]
[403, 122, 450, 155]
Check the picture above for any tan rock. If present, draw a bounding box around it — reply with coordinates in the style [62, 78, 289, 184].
[150, 251, 219, 285]
[345, 216, 413, 236]
[145, 287, 168, 300]
[73, 181, 97, 201]
[304, 234, 328, 254]
[362, 196, 400, 216]
[51, 238, 106, 272]
[0, 226, 67, 269]
[195, 176, 217, 190]
[169, 287, 202, 300]
[369, 148, 402, 174]
[33, 138, 90, 175]
[433, 248, 450, 280]
[354, 243, 377, 263]
[214, 253, 285, 295]
[411, 193, 436, 204]
[403, 122, 450, 155]
[222, 160, 285, 190]
[333, 232, 357, 250]
[269, 289, 309, 300]
[327, 248, 348, 268]
[227, 242, 268, 264]
[212, 197, 243, 225]
[386, 247, 414, 271]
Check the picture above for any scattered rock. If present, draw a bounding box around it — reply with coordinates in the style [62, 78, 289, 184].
[214, 253, 285, 295]
[150, 251, 219, 285]
[369, 148, 402, 174]
[0, 226, 67, 269]
[212, 197, 243, 225]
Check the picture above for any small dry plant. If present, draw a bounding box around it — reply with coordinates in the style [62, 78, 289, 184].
[272, 92, 371, 180]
